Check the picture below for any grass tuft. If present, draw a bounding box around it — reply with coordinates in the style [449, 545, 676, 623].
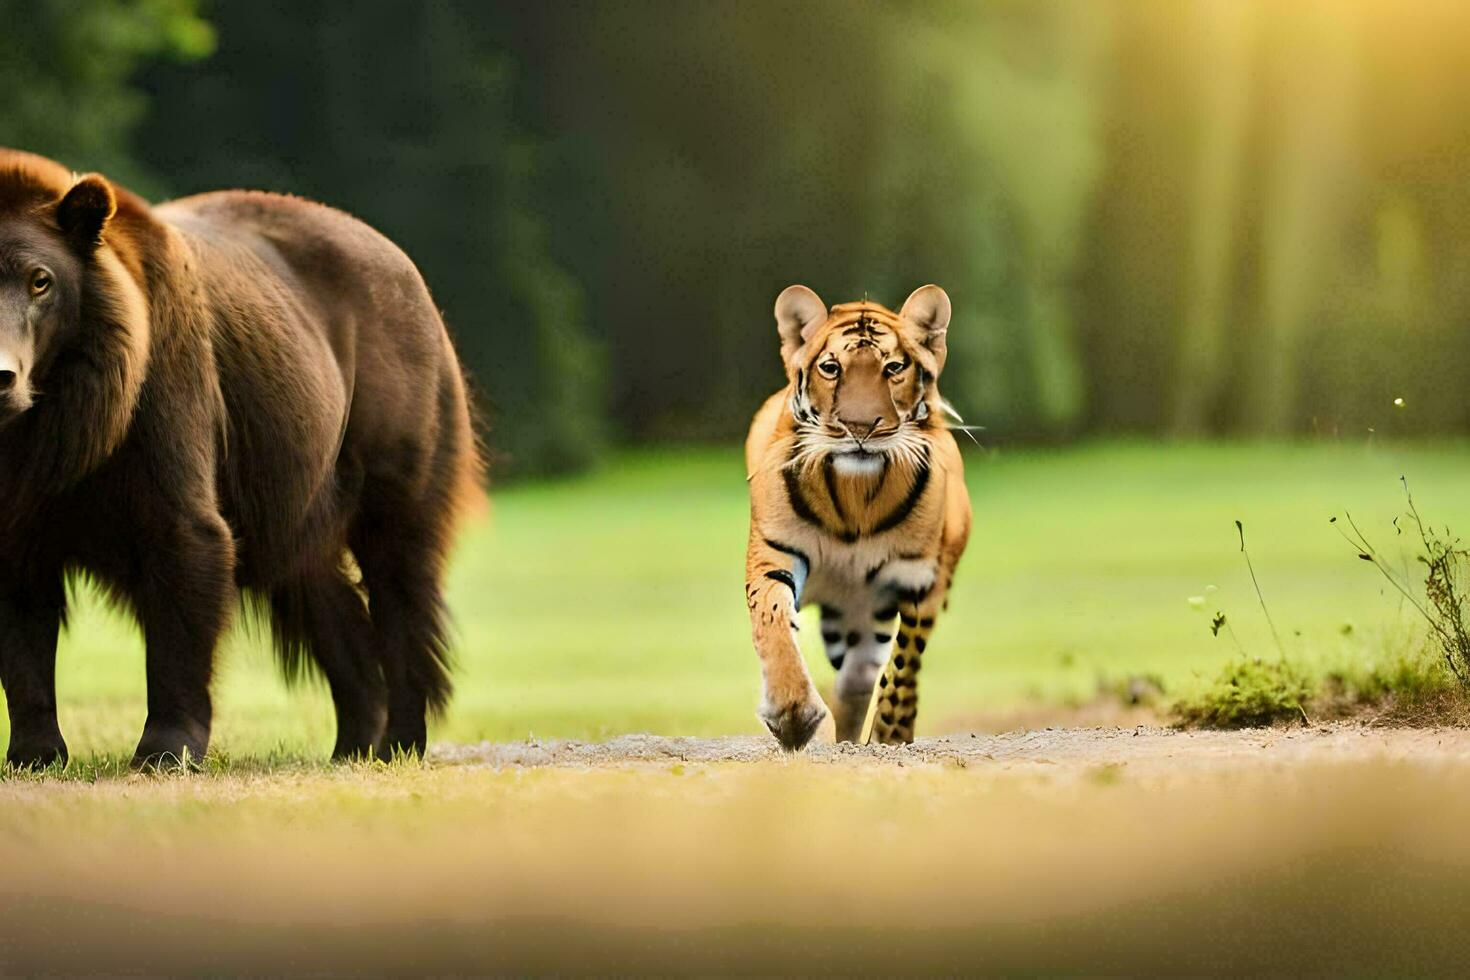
[1318, 641, 1470, 725]
[1172, 656, 1313, 728]
[1171, 640, 1470, 731]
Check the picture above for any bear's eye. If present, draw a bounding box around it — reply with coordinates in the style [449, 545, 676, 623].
[817, 360, 840, 379]
[884, 360, 907, 377]
[29, 269, 52, 296]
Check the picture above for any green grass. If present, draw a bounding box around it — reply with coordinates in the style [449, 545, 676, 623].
[8, 440, 1470, 761]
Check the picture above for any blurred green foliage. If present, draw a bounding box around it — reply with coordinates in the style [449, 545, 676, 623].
[134, 1, 605, 474]
[0, 0, 212, 191]
[5, 1, 1470, 471]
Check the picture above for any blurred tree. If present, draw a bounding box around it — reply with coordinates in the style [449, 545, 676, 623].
[858, 1, 1103, 436]
[1245, 4, 1357, 435]
[0, 0, 213, 193]
[135, 1, 604, 476]
[1168, 0, 1253, 436]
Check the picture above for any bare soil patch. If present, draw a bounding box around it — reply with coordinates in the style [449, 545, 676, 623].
[432, 721, 1470, 777]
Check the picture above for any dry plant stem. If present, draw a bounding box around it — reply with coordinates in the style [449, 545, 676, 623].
[1340, 512, 1459, 682]
[1235, 520, 1286, 659]
[1336, 513, 1435, 626]
[1336, 478, 1470, 687]
[1228, 521, 1309, 724]
[1222, 621, 1245, 656]
[1403, 479, 1470, 684]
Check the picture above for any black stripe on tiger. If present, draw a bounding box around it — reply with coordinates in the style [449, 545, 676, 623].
[872, 445, 931, 534]
[782, 458, 831, 534]
[764, 538, 809, 566]
[783, 462, 859, 543]
[822, 456, 848, 530]
[764, 569, 797, 597]
[792, 369, 816, 424]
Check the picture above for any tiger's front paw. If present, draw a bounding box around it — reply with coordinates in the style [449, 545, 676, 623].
[759, 689, 829, 752]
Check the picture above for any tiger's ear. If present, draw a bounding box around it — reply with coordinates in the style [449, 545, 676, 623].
[900, 284, 952, 375]
[56, 174, 117, 250]
[774, 285, 828, 365]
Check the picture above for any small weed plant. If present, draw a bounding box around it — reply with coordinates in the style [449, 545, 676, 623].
[1336, 477, 1470, 688]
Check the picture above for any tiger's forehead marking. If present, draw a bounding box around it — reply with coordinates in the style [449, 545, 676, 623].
[820, 302, 904, 358]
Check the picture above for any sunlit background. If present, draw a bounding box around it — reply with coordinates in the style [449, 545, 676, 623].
[6, 0, 1470, 754]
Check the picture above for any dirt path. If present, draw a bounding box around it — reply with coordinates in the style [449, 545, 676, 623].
[432, 721, 1470, 776]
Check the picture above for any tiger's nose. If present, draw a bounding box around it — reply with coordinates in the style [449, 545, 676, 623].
[842, 417, 879, 440]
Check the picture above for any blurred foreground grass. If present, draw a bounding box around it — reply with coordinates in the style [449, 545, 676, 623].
[5, 737, 1470, 973]
[8, 440, 1470, 760]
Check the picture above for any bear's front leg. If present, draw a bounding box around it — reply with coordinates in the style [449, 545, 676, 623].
[132, 511, 237, 770]
[0, 582, 68, 769]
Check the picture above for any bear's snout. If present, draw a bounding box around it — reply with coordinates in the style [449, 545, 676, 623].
[0, 354, 31, 422]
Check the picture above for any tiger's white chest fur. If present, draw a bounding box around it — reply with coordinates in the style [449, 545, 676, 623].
[829, 452, 886, 478]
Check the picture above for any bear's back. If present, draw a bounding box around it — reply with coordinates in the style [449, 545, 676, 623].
[149, 189, 469, 580]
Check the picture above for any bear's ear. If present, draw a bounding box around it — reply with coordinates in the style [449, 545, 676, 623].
[900, 284, 952, 375]
[774, 285, 827, 365]
[56, 174, 117, 250]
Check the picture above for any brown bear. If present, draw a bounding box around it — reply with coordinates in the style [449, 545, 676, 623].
[0, 149, 481, 768]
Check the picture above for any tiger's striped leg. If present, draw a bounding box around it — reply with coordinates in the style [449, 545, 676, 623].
[746, 534, 829, 750]
[861, 582, 948, 746]
[824, 600, 897, 742]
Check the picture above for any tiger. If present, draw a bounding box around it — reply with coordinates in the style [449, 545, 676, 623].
[744, 284, 972, 750]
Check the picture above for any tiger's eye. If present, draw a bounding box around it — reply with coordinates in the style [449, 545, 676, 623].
[29, 269, 52, 296]
[884, 361, 906, 377]
[818, 360, 840, 378]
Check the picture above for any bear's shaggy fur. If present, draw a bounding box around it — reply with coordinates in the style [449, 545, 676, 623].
[0, 149, 480, 768]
